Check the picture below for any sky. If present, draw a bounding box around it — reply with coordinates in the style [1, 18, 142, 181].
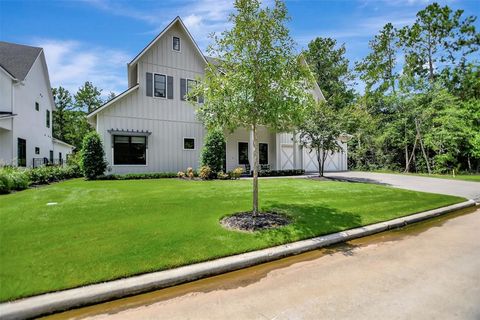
[1, 0, 479, 96]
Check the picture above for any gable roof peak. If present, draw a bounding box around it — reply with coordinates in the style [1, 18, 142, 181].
[128, 16, 207, 67]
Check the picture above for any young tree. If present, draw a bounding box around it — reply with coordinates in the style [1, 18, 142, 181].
[298, 102, 343, 177]
[80, 132, 107, 179]
[304, 37, 355, 109]
[75, 81, 103, 113]
[201, 128, 226, 174]
[193, 0, 315, 214]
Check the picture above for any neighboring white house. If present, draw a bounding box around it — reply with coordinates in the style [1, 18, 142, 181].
[0, 41, 74, 167]
[87, 17, 347, 174]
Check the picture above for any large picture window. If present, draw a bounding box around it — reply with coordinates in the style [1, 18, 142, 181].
[154, 74, 166, 98]
[113, 135, 147, 165]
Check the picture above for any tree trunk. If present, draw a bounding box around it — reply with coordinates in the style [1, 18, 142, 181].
[317, 147, 323, 177]
[252, 124, 259, 214]
[405, 136, 418, 173]
[415, 119, 431, 174]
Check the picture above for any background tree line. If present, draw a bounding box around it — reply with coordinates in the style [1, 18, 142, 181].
[52, 82, 115, 149]
[304, 2, 479, 174]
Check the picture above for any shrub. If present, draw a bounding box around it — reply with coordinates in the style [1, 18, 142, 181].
[217, 171, 230, 180]
[186, 167, 195, 179]
[0, 167, 30, 193]
[97, 172, 177, 180]
[230, 167, 243, 179]
[201, 129, 226, 174]
[80, 132, 107, 179]
[199, 165, 212, 180]
[258, 169, 305, 177]
[177, 171, 185, 178]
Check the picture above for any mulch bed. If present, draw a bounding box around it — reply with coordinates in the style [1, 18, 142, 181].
[220, 211, 291, 232]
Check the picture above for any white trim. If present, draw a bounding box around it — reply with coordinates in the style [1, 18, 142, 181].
[87, 84, 139, 118]
[128, 16, 207, 67]
[0, 65, 16, 80]
[153, 73, 168, 99]
[172, 36, 181, 53]
[53, 138, 75, 149]
[183, 137, 196, 150]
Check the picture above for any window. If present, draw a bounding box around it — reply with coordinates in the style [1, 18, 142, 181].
[238, 142, 249, 165]
[59, 152, 63, 165]
[154, 74, 166, 98]
[113, 135, 147, 165]
[49, 150, 54, 163]
[17, 138, 26, 167]
[181, 78, 200, 102]
[183, 138, 195, 150]
[259, 143, 268, 165]
[173, 37, 181, 51]
[46, 110, 50, 128]
[35, 147, 40, 154]
[35, 102, 39, 111]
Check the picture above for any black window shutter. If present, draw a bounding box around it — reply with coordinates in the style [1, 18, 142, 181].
[146, 73, 153, 97]
[167, 76, 174, 99]
[180, 78, 186, 101]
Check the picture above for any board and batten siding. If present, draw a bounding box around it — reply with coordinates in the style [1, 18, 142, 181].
[96, 21, 207, 174]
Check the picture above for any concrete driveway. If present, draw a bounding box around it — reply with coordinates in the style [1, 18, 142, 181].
[324, 171, 480, 201]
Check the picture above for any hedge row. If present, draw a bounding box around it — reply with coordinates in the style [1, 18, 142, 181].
[257, 169, 305, 177]
[0, 165, 83, 194]
[97, 172, 178, 180]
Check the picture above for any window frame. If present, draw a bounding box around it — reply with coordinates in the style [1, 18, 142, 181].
[183, 137, 196, 151]
[153, 73, 167, 99]
[35, 102, 39, 111]
[182, 78, 199, 102]
[17, 138, 26, 167]
[112, 135, 148, 166]
[259, 143, 269, 165]
[172, 36, 181, 52]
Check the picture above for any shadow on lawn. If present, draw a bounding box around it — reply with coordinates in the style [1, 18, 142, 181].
[323, 176, 391, 186]
[260, 201, 364, 247]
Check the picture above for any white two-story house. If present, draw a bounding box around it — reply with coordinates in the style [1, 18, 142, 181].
[87, 17, 347, 174]
[0, 41, 73, 168]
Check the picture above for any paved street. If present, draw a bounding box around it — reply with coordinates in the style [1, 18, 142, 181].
[325, 171, 480, 201]
[47, 174, 480, 320]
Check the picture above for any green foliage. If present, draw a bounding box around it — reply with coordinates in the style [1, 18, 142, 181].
[201, 129, 226, 174]
[98, 172, 177, 180]
[304, 37, 356, 109]
[258, 169, 305, 177]
[27, 165, 82, 185]
[0, 167, 30, 194]
[80, 132, 107, 179]
[299, 102, 343, 176]
[74, 81, 103, 113]
[193, 0, 315, 213]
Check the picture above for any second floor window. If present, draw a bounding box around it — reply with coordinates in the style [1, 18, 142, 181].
[46, 110, 50, 128]
[154, 74, 166, 98]
[173, 37, 180, 51]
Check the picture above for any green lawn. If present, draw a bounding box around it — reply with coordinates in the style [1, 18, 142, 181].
[369, 170, 480, 182]
[0, 178, 464, 302]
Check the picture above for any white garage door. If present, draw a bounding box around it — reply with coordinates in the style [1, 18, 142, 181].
[302, 147, 344, 172]
[280, 144, 294, 170]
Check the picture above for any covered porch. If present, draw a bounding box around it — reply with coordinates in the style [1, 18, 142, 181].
[225, 128, 303, 173]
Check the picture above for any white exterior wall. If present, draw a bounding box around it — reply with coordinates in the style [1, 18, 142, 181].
[13, 53, 54, 167]
[53, 140, 74, 164]
[96, 22, 208, 174]
[0, 52, 54, 167]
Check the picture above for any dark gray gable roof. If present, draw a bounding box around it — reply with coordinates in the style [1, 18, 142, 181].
[0, 41, 42, 81]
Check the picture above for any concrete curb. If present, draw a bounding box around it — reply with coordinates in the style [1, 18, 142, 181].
[0, 199, 476, 320]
